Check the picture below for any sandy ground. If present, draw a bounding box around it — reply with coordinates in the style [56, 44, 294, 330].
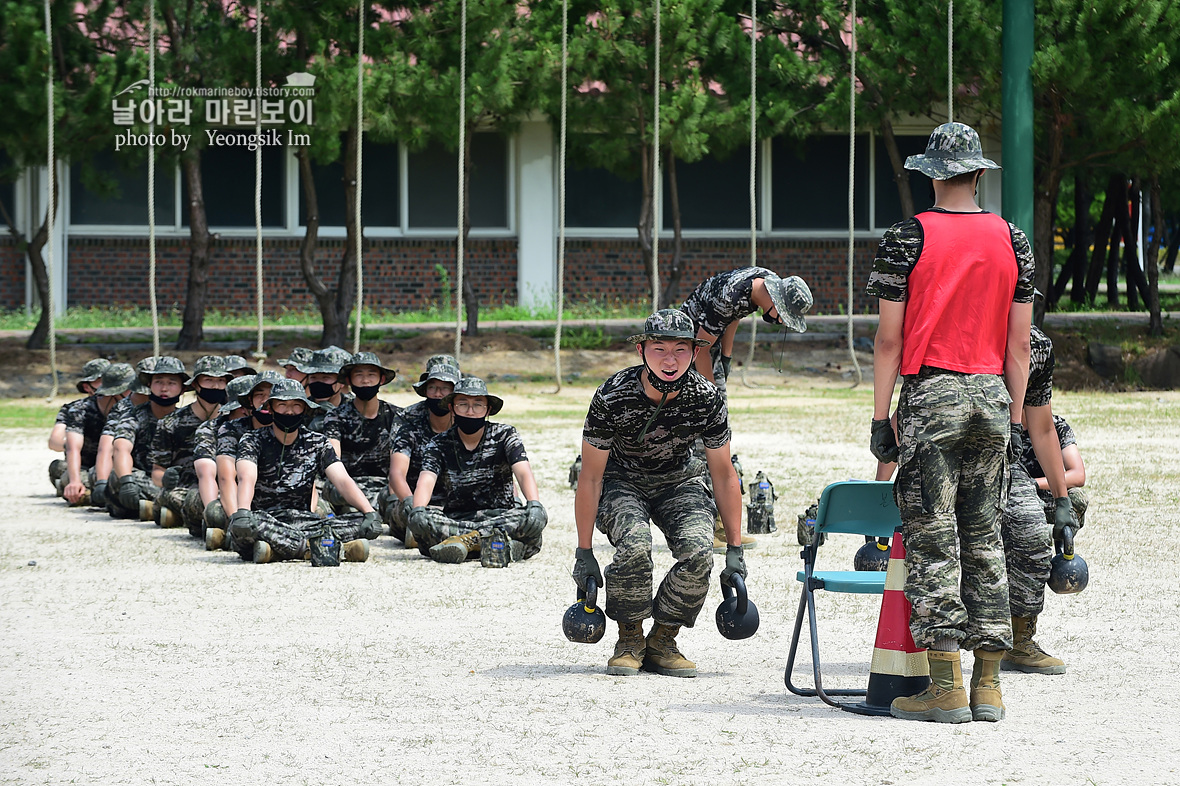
[2, 376, 1179, 785]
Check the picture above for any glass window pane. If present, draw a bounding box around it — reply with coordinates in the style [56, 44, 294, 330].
[565, 164, 643, 229]
[875, 134, 934, 228]
[183, 131, 285, 228]
[771, 135, 869, 230]
[69, 149, 176, 226]
[407, 135, 507, 229]
[665, 149, 760, 230]
[298, 139, 399, 228]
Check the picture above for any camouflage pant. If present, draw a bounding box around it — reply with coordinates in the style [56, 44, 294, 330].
[895, 370, 1013, 651]
[322, 474, 387, 514]
[107, 470, 160, 519]
[204, 498, 229, 531]
[1001, 463, 1054, 617]
[1038, 486, 1088, 530]
[596, 466, 715, 628]
[235, 508, 372, 562]
[408, 506, 542, 561]
[379, 490, 408, 542]
[158, 485, 209, 537]
[708, 341, 728, 396]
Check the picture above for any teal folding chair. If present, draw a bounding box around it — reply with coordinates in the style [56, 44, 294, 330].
[784, 480, 901, 708]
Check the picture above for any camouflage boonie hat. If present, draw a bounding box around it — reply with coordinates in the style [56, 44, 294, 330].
[627, 309, 710, 346]
[225, 375, 257, 411]
[442, 375, 504, 417]
[245, 370, 284, 404]
[76, 358, 111, 392]
[425, 354, 459, 372]
[277, 347, 313, 369]
[296, 347, 348, 376]
[904, 122, 1001, 180]
[137, 356, 187, 388]
[265, 377, 319, 410]
[95, 362, 136, 397]
[764, 273, 814, 334]
[223, 355, 257, 375]
[413, 360, 462, 396]
[185, 355, 233, 387]
[340, 352, 397, 385]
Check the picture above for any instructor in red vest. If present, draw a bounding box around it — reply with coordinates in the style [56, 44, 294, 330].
[866, 122, 1035, 724]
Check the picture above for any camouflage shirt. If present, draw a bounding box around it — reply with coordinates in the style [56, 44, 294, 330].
[322, 398, 400, 477]
[217, 417, 257, 460]
[419, 423, 528, 516]
[1025, 326, 1054, 408]
[237, 427, 340, 512]
[390, 401, 449, 505]
[110, 402, 168, 473]
[1021, 414, 1077, 479]
[583, 365, 730, 476]
[149, 403, 219, 482]
[55, 398, 83, 426]
[306, 392, 355, 434]
[680, 266, 777, 337]
[101, 397, 138, 438]
[865, 210, 1037, 304]
[62, 396, 106, 469]
[193, 411, 247, 462]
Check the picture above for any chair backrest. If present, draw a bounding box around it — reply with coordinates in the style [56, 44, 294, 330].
[813, 481, 900, 539]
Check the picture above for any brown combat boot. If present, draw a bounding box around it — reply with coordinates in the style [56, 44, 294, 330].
[970, 649, 1006, 722]
[343, 539, 370, 563]
[428, 530, 481, 564]
[404, 531, 418, 549]
[644, 623, 697, 677]
[205, 527, 226, 551]
[253, 541, 273, 564]
[157, 506, 182, 528]
[712, 517, 757, 554]
[606, 622, 646, 676]
[890, 649, 972, 723]
[138, 500, 155, 521]
[1003, 615, 1066, 674]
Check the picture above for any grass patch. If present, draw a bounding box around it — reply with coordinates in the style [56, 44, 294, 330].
[0, 402, 59, 429]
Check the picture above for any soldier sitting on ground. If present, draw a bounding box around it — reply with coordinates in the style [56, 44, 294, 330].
[384, 356, 460, 546]
[298, 347, 355, 432]
[151, 356, 234, 535]
[222, 355, 257, 379]
[48, 358, 110, 493]
[229, 379, 382, 564]
[107, 357, 187, 520]
[1025, 414, 1087, 531]
[407, 377, 547, 565]
[321, 352, 400, 515]
[92, 357, 155, 509]
[190, 374, 259, 545]
[59, 363, 134, 507]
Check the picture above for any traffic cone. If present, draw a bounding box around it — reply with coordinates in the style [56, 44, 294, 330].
[844, 527, 930, 716]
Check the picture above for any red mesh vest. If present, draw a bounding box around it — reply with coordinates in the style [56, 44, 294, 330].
[900, 211, 1019, 375]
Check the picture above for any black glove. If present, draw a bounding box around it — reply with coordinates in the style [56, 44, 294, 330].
[228, 508, 256, 538]
[360, 511, 382, 539]
[407, 506, 430, 538]
[398, 496, 414, 522]
[518, 500, 548, 539]
[92, 479, 108, 508]
[719, 354, 732, 380]
[162, 466, 181, 491]
[117, 475, 141, 511]
[572, 547, 603, 593]
[1007, 422, 1025, 464]
[869, 418, 899, 463]
[721, 545, 748, 586]
[1052, 496, 1075, 539]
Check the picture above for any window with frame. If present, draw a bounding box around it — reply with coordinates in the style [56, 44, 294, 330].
[664, 147, 760, 231]
[875, 134, 934, 228]
[771, 134, 869, 231]
[69, 149, 176, 226]
[183, 131, 286, 228]
[297, 139, 399, 228]
[407, 134, 508, 229]
[564, 162, 643, 229]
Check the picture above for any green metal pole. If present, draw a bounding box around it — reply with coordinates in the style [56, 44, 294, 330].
[1002, 0, 1034, 239]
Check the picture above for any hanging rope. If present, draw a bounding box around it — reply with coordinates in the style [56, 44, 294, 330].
[43, 0, 59, 400]
[845, 0, 862, 387]
[741, 0, 759, 389]
[454, 0, 467, 364]
[253, 0, 265, 360]
[148, 0, 160, 357]
[649, 0, 660, 313]
[947, 0, 954, 122]
[353, 0, 365, 354]
[553, 0, 568, 393]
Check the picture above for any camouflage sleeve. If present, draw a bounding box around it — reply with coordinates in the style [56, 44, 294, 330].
[1054, 415, 1077, 450]
[192, 421, 216, 461]
[865, 219, 922, 302]
[419, 436, 444, 476]
[321, 408, 344, 441]
[581, 386, 615, 451]
[701, 396, 732, 450]
[55, 402, 72, 425]
[501, 425, 528, 465]
[1025, 328, 1054, 407]
[316, 437, 341, 474]
[1009, 223, 1036, 303]
[110, 408, 139, 444]
[63, 400, 87, 434]
[148, 416, 172, 469]
[236, 430, 260, 465]
[390, 427, 414, 457]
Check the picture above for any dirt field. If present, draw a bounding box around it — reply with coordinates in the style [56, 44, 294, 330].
[2, 373, 1178, 785]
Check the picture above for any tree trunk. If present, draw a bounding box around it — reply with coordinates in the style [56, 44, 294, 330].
[1166, 217, 1179, 273]
[333, 122, 360, 348]
[177, 150, 213, 350]
[461, 129, 479, 336]
[635, 104, 655, 309]
[1085, 174, 1120, 302]
[659, 149, 683, 309]
[1105, 176, 1126, 306]
[296, 148, 347, 347]
[1032, 108, 1064, 325]
[878, 116, 915, 219]
[1068, 167, 1089, 304]
[1147, 176, 1164, 336]
[1120, 177, 1151, 310]
[2, 180, 57, 350]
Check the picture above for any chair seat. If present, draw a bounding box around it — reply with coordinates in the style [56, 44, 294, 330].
[796, 570, 886, 594]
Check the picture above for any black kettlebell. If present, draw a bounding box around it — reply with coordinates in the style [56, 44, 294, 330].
[1048, 525, 1089, 594]
[716, 574, 759, 640]
[854, 537, 891, 571]
[563, 576, 606, 644]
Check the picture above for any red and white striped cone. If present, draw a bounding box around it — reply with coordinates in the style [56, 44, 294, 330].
[845, 527, 930, 716]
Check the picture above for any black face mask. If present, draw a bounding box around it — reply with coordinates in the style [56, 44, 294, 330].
[197, 387, 229, 405]
[150, 393, 181, 407]
[273, 411, 304, 433]
[454, 414, 486, 435]
[253, 409, 274, 427]
[307, 381, 337, 400]
[426, 398, 451, 417]
[761, 311, 780, 325]
[352, 384, 380, 401]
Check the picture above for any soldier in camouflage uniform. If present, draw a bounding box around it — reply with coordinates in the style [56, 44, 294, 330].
[222, 355, 257, 378]
[867, 123, 1034, 723]
[230, 379, 382, 563]
[58, 363, 134, 506]
[321, 352, 400, 514]
[92, 358, 155, 509]
[151, 356, 234, 535]
[1024, 415, 1087, 530]
[407, 377, 547, 565]
[48, 358, 111, 490]
[572, 310, 747, 679]
[297, 348, 355, 433]
[107, 357, 187, 520]
[191, 374, 256, 542]
[385, 356, 460, 544]
[277, 347, 313, 383]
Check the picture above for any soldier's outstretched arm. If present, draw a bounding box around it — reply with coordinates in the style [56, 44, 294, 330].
[574, 442, 609, 549]
[510, 460, 540, 503]
[1025, 403, 1067, 499]
[63, 431, 86, 504]
[412, 471, 439, 508]
[706, 443, 742, 547]
[112, 438, 134, 478]
[48, 422, 67, 452]
[1003, 302, 1033, 422]
[216, 455, 239, 513]
[94, 435, 115, 484]
[194, 457, 219, 506]
[324, 461, 375, 513]
[389, 452, 413, 501]
[872, 300, 905, 421]
[234, 459, 258, 512]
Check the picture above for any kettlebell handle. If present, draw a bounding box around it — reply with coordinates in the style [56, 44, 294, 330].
[581, 576, 599, 611]
[1060, 525, 1075, 559]
[720, 574, 748, 615]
